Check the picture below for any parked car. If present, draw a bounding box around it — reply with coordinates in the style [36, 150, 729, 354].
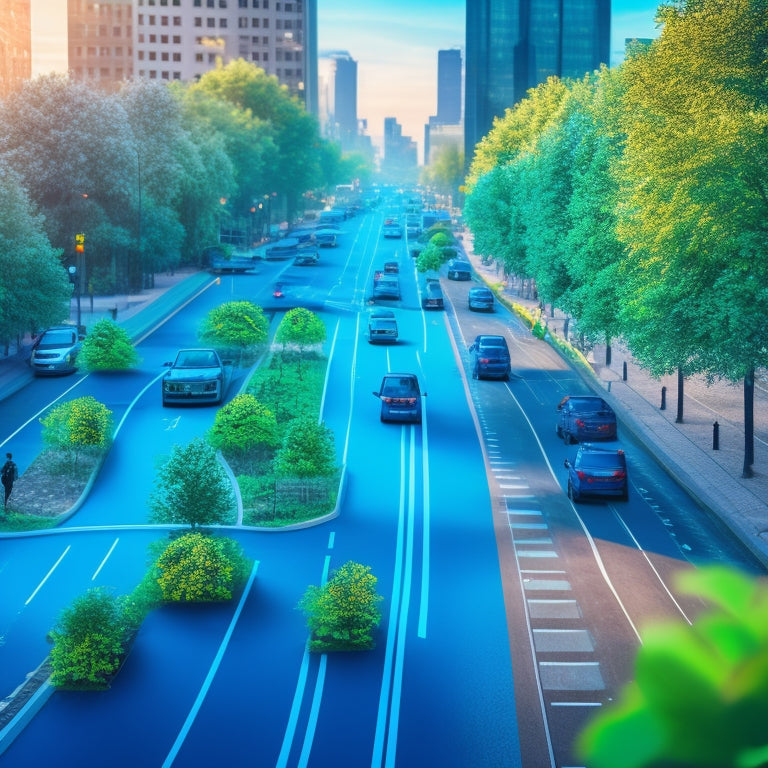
[368, 309, 398, 344]
[557, 395, 617, 443]
[162, 348, 226, 406]
[447, 259, 472, 280]
[29, 325, 84, 376]
[468, 286, 495, 312]
[373, 373, 425, 423]
[373, 275, 401, 300]
[469, 334, 511, 380]
[421, 278, 444, 310]
[564, 444, 628, 501]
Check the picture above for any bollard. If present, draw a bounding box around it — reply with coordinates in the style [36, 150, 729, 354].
[713, 421, 719, 450]
[109, 306, 118, 321]
[660, 385, 667, 410]
[622, 361, 627, 381]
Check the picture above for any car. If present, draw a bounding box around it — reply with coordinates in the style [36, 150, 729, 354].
[368, 309, 398, 344]
[468, 286, 495, 312]
[447, 259, 472, 280]
[29, 325, 84, 376]
[383, 221, 403, 238]
[373, 373, 425, 423]
[469, 334, 511, 380]
[556, 395, 617, 443]
[421, 278, 444, 310]
[313, 229, 338, 247]
[373, 275, 401, 300]
[383, 261, 399, 274]
[162, 348, 226, 406]
[293, 251, 319, 266]
[564, 444, 628, 501]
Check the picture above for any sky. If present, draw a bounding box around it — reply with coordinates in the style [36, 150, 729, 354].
[31, 1, 661, 160]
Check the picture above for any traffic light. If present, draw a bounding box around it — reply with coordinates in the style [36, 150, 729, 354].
[75, 233, 85, 253]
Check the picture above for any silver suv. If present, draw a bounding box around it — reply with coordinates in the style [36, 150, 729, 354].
[30, 325, 84, 376]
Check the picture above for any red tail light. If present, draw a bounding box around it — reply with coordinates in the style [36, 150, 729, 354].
[575, 418, 585, 427]
[612, 471, 626, 479]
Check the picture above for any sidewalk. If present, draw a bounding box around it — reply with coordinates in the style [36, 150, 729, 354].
[460, 232, 768, 569]
[0, 268, 213, 402]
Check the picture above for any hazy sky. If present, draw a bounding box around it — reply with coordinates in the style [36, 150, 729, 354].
[31, 1, 661, 158]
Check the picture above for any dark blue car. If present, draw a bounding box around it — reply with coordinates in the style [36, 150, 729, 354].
[564, 444, 628, 501]
[557, 395, 617, 443]
[373, 373, 425, 423]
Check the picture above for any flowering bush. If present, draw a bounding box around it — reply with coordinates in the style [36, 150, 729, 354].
[208, 393, 278, 454]
[78, 319, 139, 371]
[155, 532, 250, 602]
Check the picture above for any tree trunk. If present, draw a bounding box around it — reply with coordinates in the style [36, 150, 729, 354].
[743, 369, 754, 478]
[675, 367, 684, 423]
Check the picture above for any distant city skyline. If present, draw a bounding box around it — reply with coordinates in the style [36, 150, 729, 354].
[30, 1, 661, 162]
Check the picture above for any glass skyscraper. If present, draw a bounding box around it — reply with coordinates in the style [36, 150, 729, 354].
[465, 0, 610, 166]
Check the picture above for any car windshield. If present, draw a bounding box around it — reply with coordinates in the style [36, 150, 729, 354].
[39, 329, 77, 348]
[175, 350, 218, 367]
[382, 377, 418, 397]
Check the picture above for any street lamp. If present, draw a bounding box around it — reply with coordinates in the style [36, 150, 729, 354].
[68, 264, 81, 331]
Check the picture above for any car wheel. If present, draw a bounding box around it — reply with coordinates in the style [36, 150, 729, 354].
[568, 480, 579, 502]
[556, 424, 563, 438]
[503, 370, 511, 382]
[621, 485, 629, 501]
[562, 430, 570, 444]
[472, 366, 478, 380]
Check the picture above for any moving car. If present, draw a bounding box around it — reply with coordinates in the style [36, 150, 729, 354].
[557, 395, 617, 443]
[564, 444, 628, 501]
[382, 220, 403, 238]
[421, 277, 444, 310]
[373, 373, 425, 423]
[373, 274, 401, 300]
[468, 286, 495, 312]
[469, 334, 511, 380]
[29, 325, 84, 376]
[447, 259, 472, 280]
[162, 348, 226, 406]
[313, 229, 338, 247]
[367, 309, 398, 344]
[384, 261, 399, 274]
[293, 251, 319, 266]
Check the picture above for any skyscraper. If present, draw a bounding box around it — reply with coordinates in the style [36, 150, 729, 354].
[436, 48, 462, 126]
[318, 51, 358, 151]
[0, 0, 31, 98]
[465, 0, 610, 165]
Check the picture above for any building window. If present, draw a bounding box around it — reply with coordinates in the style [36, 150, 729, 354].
[173, 52, 181, 61]
[196, 52, 204, 62]
[161, 15, 168, 25]
[149, 51, 157, 60]
[207, 17, 215, 27]
[162, 71, 169, 80]
[138, 50, 145, 60]
[194, 17, 202, 26]
[252, 18, 259, 27]
[149, 34, 156, 42]
[161, 34, 168, 43]
[194, 0, 201, 5]
[161, 52, 169, 61]
[263, 18, 269, 27]
[219, 0, 227, 6]
[173, 17, 181, 25]
[252, 52, 259, 61]
[220, 18, 227, 27]
[113, 26, 122, 36]
[173, 35, 181, 42]
[238, 17, 248, 27]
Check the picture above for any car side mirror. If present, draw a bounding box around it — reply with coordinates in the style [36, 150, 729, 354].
[372, 391, 380, 398]
[468, 344, 475, 352]
[163, 361, 173, 367]
[563, 459, 570, 469]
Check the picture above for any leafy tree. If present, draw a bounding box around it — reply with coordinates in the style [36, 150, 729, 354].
[154, 532, 251, 602]
[274, 308, 326, 379]
[198, 300, 269, 364]
[40, 396, 113, 467]
[148, 437, 236, 528]
[416, 243, 445, 274]
[420, 143, 465, 206]
[207, 393, 279, 455]
[49, 588, 129, 689]
[579, 566, 768, 768]
[298, 561, 383, 652]
[78, 318, 139, 371]
[0, 163, 70, 347]
[274, 417, 336, 478]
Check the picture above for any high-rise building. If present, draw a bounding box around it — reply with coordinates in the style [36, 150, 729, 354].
[382, 116, 417, 179]
[436, 48, 462, 125]
[426, 47, 463, 166]
[0, 0, 31, 98]
[465, 0, 610, 165]
[67, 0, 317, 111]
[68, 0, 133, 89]
[318, 50, 358, 151]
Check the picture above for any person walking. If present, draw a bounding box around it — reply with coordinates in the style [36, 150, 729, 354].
[2, 452, 18, 510]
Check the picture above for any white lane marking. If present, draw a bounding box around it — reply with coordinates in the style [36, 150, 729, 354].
[25, 546, 71, 605]
[384, 427, 417, 768]
[318, 318, 340, 426]
[163, 560, 259, 768]
[418, 401, 430, 639]
[296, 555, 333, 767]
[1, 376, 88, 449]
[114, 369, 167, 439]
[372, 428, 408, 767]
[91, 538, 119, 581]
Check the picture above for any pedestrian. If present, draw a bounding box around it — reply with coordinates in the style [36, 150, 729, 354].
[2, 452, 18, 510]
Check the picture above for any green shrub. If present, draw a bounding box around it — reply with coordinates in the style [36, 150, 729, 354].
[274, 417, 336, 478]
[198, 300, 268, 359]
[208, 393, 279, 454]
[298, 561, 383, 652]
[78, 319, 139, 371]
[40, 396, 113, 468]
[154, 532, 251, 602]
[49, 588, 130, 689]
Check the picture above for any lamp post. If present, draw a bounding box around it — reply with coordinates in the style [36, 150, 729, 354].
[68, 263, 81, 331]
